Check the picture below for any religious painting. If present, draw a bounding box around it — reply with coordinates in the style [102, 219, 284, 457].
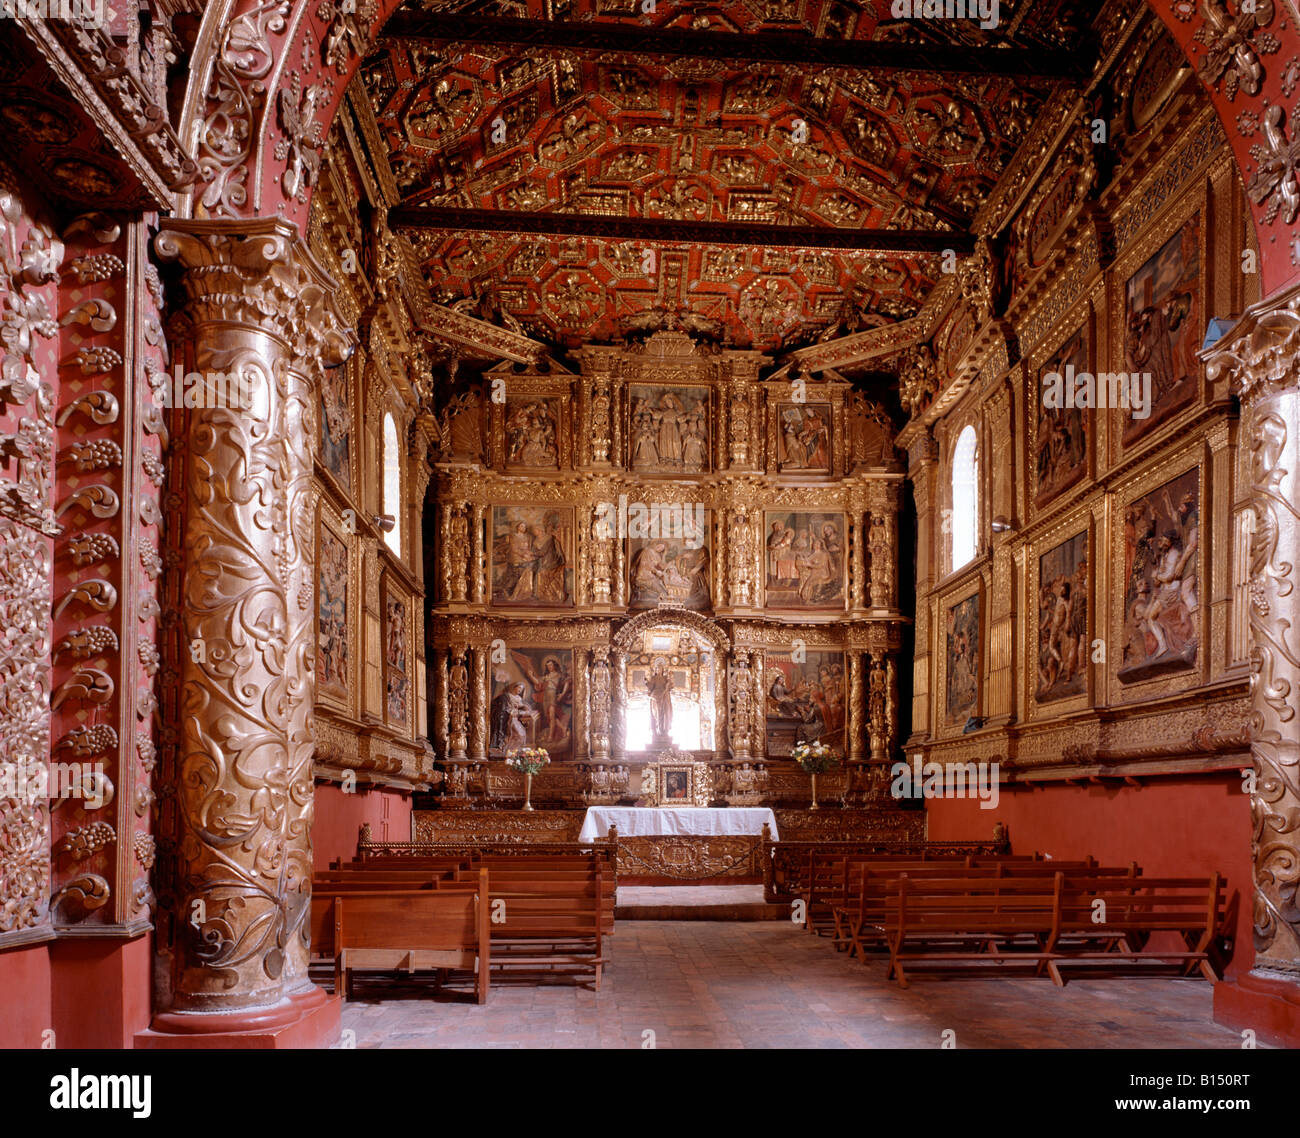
[317, 522, 349, 706]
[945, 593, 980, 726]
[319, 366, 350, 490]
[504, 398, 560, 469]
[489, 505, 574, 607]
[1122, 215, 1200, 445]
[1035, 328, 1089, 506]
[656, 764, 695, 807]
[489, 646, 575, 761]
[763, 511, 846, 609]
[627, 513, 711, 610]
[764, 649, 846, 756]
[1118, 467, 1199, 683]
[775, 403, 832, 473]
[1036, 532, 1088, 704]
[383, 588, 408, 727]
[628, 384, 710, 473]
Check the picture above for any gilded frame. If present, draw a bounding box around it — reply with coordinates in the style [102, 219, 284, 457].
[1027, 308, 1095, 514]
[625, 382, 712, 475]
[315, 500, 358, 717]
[934, 578, 984, 736]
[1025, 511, 1096, 721]
[1107, 450, 1208, 703]
[1105, 184, 1208, 465]
[656, 763, 696, 807]
[380, 574, 414, 737]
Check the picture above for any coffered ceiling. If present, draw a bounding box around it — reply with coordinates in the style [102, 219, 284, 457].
[359, 0, 1098, 353]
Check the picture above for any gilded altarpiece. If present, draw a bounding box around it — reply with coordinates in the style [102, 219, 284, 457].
[425, 332, 912, 848]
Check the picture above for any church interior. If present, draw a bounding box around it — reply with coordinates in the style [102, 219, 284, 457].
[1, 0, 1299, 1056]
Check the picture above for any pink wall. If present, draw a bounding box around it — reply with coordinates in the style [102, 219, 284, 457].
[926, 772, 1255, 976]
[49, 935, 152, 1049]
[313, 783, 413, 870]
[0, 944, 52, 1048]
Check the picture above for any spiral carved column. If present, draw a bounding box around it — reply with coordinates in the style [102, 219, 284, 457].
[149, 219, 351, 1039]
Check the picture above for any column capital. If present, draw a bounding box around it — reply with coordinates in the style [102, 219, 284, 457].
[1203, 279, 1300, 407]
[154, 217, 353, 369]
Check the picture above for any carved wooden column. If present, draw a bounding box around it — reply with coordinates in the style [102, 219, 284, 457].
[468, 643, 488, 764]
[1206, 289, 1300, 1036]
[867, 480, 900, 612]
[433, 645, 448, 757]
[610, 649, 627, 764]
[729, 649, 752, 762]
[748, 647, 764, 762]
[848, 485, 868, 614]
[867, 653, 889, 761]
[589, 648, 611, 763]
[470, 503, 486, 604]
[150, 218, 350, 1039]
[447, 646, 469, 762]
[847, 651, 866, 764]
[905, 432, 938, 744]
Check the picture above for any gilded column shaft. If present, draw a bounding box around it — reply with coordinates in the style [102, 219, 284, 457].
[469, 646, 488, 763]
[1206, 287, 1300, 977]
[154, 220, 350, 1019]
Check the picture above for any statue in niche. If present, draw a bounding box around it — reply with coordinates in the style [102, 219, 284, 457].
[646, 659, 675, 743]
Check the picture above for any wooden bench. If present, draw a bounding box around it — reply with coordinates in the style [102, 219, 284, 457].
[874, 869, 1224, 987]
[830, 859, 1123, 955]
[313, 868, 491, 1003]
[454, 858, 610, 988]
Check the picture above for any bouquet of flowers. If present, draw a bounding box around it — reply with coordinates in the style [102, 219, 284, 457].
[791, 740, 839, 773]
[505, 746, 551, 775]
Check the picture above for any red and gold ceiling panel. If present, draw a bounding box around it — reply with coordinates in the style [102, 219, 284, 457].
[364, 0, 1075, 350]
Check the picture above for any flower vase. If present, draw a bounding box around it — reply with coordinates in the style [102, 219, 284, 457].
[523, 770, 534, 811]
[809, 771, 820, 811]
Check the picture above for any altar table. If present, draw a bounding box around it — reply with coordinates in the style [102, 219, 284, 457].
[578, 806, 780, 843]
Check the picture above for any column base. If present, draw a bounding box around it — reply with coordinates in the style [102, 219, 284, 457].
[135, 985, 341, 1050]
[1213, 969, 1300, 1048]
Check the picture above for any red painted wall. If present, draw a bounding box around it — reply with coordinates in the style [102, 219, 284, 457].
[926, 773, 1254, 977]
[313, 783, 413, 870]
[0, 944, 52, 1048]
[48, 935, 152, 1049]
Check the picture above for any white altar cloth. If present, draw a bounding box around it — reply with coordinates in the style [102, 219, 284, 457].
[578, 806, 779, 843]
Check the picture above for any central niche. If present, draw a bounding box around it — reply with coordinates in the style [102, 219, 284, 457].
[622, 625, 717, 755]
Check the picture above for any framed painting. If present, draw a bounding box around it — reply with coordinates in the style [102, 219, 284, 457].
[763, 511, 846, 610]
[628, 384, 710, 473]
[1034, 531, 1089, 705]
[488, 646, 575, 761]
[1121, 213, 1200, 446]
[1117, 466, 1200, 683]
[775, 403, 832, 474]
[503, 397, 561, 470]
[764, 649, 846, 756]
[382, 582, 410, 731]
[489, 505, 574, 607]
[627, 511, 711, 610]
[657, 764, 696, 806]
[319, 358, 352, 492]
[1034, 326, 1090, 507]
[316, 513, 352, 711]
[944, 591, 981, 727]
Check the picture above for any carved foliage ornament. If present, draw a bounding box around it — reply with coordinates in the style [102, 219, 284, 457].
[1193, 0, 1280, 100]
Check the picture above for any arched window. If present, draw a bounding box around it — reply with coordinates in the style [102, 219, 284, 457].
[382, 412, 402, 556]
[951, 424, 978, 570]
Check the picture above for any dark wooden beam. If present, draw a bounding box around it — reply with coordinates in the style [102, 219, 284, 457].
[390, 205, 970, 255]
[378, 13, 1083, 79]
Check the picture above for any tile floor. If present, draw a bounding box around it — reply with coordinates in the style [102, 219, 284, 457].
[338, 913, 1248, 1049]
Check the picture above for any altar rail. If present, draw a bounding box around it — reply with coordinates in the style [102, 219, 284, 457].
[762, 837, 1011, 902]
[356, 834, 619, 863]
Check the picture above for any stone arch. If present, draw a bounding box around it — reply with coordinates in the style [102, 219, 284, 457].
[611, 606, 731, 655]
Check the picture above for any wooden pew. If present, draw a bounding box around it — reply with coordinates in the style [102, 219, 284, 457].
[1046, 873, 1225, 984]
[317, 868, 491, 1003]
[454, 858, 610, 987]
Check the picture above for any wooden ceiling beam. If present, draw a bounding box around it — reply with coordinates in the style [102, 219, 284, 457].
[378, 13, 1084, 79]
[390, 205, 971, 255]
